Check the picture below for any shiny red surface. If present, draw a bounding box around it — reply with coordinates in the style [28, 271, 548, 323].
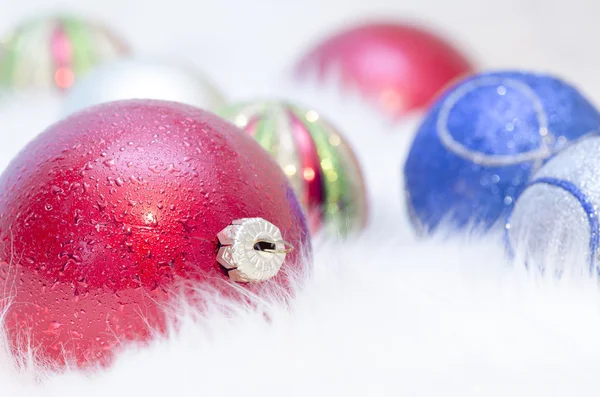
[296, 23, 474, 117]
[0, 100, 310, 367]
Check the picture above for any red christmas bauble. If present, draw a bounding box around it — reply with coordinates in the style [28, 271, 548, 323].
[0, 100, 310, 367]
[295, 22, 474, 118]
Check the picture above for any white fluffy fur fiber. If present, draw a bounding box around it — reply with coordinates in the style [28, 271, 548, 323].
[2, 0, 600, 395]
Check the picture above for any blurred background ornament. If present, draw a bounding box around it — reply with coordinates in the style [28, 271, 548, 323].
[294, 22, 474, 119]
[0, 14, 128, 92]
[0, 100, 310, 368]
[506, 136, 600, 275]
[62, 57, 226, 116]
[220, 100, 367, 236]
[404, 70, 600, 234]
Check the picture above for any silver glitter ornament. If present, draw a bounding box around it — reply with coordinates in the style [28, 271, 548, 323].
[62, 57, 226, 116]
[506, 136, 600, 274]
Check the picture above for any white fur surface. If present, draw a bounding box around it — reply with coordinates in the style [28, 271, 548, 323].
[1, 0, 600, 395]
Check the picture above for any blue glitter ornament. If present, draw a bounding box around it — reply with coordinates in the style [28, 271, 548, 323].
[404, 70, 600, 233]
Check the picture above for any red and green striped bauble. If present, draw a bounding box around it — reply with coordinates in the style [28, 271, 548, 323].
[0, 15, 128, 91]
[220, 101, 368, 236]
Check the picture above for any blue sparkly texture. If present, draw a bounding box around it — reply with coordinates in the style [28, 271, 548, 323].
[404, 70, 600, 232]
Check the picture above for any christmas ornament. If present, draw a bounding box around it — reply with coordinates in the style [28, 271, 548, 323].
[220, 101, 367, 236]
[295, 22, 474, 118]
[63, 58, 226, 116]
[404, 70, 600, 233]
[506, 136, 600, 274]
[0, 15, 128, 91]
[0, 100, 310, 368]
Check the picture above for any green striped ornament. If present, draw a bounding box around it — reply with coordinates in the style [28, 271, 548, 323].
[0, 15, 128, 91]
[220, 101, 368, 237]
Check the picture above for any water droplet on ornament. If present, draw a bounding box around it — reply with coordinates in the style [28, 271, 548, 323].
[74, 212, 84, 225]
[167, 163, 181, 173]
[96, 199, 108, 211]
[143, 212, 158, 226]
[49, 322, 61, 330]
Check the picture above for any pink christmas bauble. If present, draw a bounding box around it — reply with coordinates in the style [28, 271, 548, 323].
[0, 100, 310, 368]
[295, 22, 475, 118]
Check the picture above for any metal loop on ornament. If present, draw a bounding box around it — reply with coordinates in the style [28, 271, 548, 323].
[253, 238, 295, 254]
[436, 76, 556, 166]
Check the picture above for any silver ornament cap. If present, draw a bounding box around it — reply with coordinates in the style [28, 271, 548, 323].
[217, 218, 293, 282]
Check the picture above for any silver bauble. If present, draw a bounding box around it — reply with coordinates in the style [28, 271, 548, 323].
[506, 136, 600, 274]
[62, 58, 226, 116]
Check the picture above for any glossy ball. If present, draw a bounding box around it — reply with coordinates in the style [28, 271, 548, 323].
[404, 70, 600, 233]
[62, 58, 226, 116]
[0, 15, 128, 91]
[0, 100, 310, 367]
[220, 101, 367, 236]
[506, 136, 600, 274]
[295, 22, 474, 118]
